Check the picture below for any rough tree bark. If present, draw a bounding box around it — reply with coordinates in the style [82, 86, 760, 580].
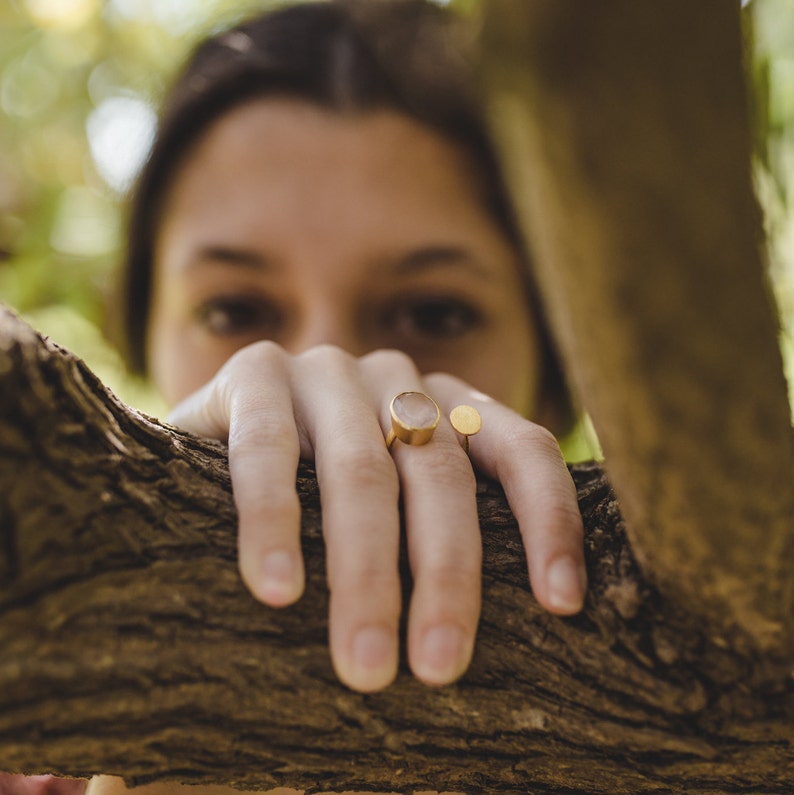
[2, 1, 794, 793]
[479, 0, 794, 656]
[0, 307, 792, 794]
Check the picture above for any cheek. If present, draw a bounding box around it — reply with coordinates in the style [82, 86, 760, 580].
[479, 341, 538, 416]
[448, 319, 539, 417]
[145, 267, 237, 406]
[492, 313, 542, 417]
[502, 297, 544, 417]
[146, 313, 226, 407]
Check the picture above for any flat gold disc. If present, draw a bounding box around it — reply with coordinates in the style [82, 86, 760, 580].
[449, 404, 482, 437]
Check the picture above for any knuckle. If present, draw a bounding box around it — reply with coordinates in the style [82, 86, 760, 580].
[234, 428, 299, 471]
[329, 565, 402, 601]
[297, 343, 354, 370]
[229, 418, 297, 457]
[509, 422, 564, 460]
[543, 499, 585, 540]
[330, 444, 399, 491]
[225, 339, 287, 372]
[416, 561, 481, 598]
[360, 347, 416, 370]
[264, 489, 302, 517]
[417, 448, 476, 491]
[216, 340, 289, 409]
[423, 371, 466, 392]
[243, 490, 301, 528]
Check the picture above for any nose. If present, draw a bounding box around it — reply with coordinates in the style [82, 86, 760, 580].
[286, 306, 369, 358]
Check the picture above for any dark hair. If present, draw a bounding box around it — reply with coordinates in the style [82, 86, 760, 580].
[119, 0, 571, 425]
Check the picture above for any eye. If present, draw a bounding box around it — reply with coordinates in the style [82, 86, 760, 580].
[194, 295, 282, 337]
[384, 295, 484, 342]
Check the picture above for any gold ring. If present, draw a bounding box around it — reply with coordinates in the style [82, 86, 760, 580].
[449, 404, 482, 454]
[385, 391, 441, 450]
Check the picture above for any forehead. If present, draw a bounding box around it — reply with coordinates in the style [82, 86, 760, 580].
[160, 97, 490, 223]
[186, 96, 474, 165]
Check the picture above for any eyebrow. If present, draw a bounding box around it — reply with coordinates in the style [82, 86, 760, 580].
[183, 245, 273, 272]
[386, 245, 493, 281]
[181, 243, 494, 280]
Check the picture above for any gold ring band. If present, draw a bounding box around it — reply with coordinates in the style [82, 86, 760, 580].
[385, 391, 440, 450]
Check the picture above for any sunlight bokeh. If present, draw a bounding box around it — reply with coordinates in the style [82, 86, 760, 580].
[24, 0, 99, 30]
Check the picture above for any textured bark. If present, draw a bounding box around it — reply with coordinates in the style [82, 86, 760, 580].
[479, 0, 794, 657]
[1, 311, 793, 794]
[3, 2, 794, 792]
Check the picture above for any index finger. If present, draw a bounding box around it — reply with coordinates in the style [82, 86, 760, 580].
[168, 342, 305, 607]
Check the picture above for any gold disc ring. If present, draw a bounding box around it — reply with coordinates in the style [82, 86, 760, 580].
[449, 404, 482, 455]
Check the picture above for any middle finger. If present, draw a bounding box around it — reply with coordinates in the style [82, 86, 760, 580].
[362, 351, 482, 687]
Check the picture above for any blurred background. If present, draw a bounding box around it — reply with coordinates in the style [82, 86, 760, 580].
[0, 0, 792, 435]
[0, 0, 276, 417]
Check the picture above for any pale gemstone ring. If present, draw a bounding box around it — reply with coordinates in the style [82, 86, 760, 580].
[385, 391, 441, 450]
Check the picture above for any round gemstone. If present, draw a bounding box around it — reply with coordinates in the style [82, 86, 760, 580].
[392, 391, 439, 429]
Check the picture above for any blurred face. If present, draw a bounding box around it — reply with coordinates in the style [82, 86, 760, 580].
[147, 98, 540, 413]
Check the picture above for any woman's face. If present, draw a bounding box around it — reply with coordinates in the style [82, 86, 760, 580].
[147, 98, 540, 414]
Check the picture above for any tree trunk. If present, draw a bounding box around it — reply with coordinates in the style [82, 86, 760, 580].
[1, 309, 792, 794]
[479, 0, 794, 657]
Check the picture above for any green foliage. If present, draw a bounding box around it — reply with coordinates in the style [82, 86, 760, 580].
[750, 0, 794, 406]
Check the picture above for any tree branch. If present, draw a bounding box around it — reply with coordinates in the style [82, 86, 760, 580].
[3, 2, 794, 791]
[479, 0, 794, 655]
[1, 307, 792, 793]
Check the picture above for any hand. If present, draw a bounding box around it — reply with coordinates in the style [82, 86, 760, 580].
[168, 342, 586, 692]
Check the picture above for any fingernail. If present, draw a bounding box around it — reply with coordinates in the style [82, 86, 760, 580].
[260, 550, 301, 605]
[416, 623, 469, 685]
[350, 626, 397, 691]
[546, 555, 586, 614]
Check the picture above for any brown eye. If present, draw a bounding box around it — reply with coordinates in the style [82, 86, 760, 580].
[195, 296, 282, 337]
[384, 296, 484, 342]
